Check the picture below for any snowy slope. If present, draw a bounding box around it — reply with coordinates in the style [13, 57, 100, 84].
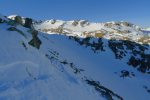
[0, 16, 103, 100]
[0, 14, 150, 100]
[42, 34, 150, 100]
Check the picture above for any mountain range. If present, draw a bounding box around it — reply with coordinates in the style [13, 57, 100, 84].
[0, 14, 150, 100]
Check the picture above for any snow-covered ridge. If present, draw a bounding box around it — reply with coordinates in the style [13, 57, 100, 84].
[8, 15, 150, 44]
[34, 19, 150, 44]
[34, 19, 139, 33]
[34, 20, 150, 44]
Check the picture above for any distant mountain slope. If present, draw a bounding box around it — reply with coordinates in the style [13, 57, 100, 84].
[33, 19, 150, 45]
[0, 14, 149, 100]
[8, 15, 150, 45]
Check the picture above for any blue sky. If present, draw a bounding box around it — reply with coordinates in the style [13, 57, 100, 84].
[0, 0, 150, 27]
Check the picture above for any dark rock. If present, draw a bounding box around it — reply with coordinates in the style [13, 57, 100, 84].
[0, 18, 3, 23]
[22, 42, 27, 50]
[120, 70, 135, 78]
[28, 30, 42, 49]
[14, 16, 23, 25]
[51, 19, 56, 24]
[72, 20, 79, 26]
[86, 79, 123, 100]
[24, 18, 33, 28]
[120, 70, 130, 78]
[143, 86, 150, 94]
[108, 40, 125, 59]
[128, 54, 150, 73]
[128, 56, 140, 67]
[61, 60, 68, 65]
[69, 36, 105, 52]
